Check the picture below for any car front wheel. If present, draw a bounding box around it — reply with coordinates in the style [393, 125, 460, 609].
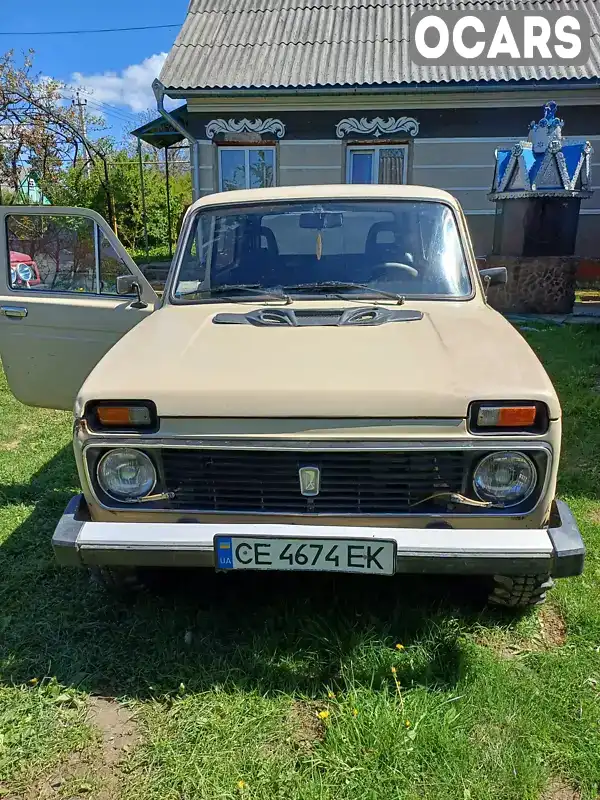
[89, 566, 145, 596]
[488, 574, 554, 608]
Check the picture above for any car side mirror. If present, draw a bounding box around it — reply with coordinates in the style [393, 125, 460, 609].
[116, 274, 146, 309]
[479, 266, 507, 294]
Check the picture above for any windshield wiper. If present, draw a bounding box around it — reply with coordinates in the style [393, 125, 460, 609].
[284, 282, 404, 304]
[208, 284, 292, 303]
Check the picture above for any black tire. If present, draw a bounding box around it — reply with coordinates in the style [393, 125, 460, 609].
[488, 574, 554, 608]
[89, 566, 145, 596]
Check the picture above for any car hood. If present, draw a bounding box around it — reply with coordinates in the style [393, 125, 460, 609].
[9, 250, 33, 263]
[78, 300, 560, 419]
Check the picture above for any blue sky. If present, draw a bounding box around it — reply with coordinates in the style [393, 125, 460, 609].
[1, 0, 188, 135]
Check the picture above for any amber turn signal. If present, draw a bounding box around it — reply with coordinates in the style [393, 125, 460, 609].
[477, 405, 537, 427]
[96, 405, 152, 427]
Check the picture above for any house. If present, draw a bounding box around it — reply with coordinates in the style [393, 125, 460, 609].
[0, 168, 50, 205]
[141, 0, 600, 257]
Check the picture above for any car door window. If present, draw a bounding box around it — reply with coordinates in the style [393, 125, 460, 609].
[6, 213, 135, 295]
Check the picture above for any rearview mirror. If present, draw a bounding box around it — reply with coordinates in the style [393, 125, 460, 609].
[299, 212, 343, 230]
[116, 274, 137, 295]
[116, 274, 146, 308]
[479, 267, 507, 287]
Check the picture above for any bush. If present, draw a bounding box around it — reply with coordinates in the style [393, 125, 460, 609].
[48, 148, 192, 254]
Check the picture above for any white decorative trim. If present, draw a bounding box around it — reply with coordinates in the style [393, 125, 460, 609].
[336, 116, 419, 139]
[555, 151, 573, 191]
[205, 118, 286, 140]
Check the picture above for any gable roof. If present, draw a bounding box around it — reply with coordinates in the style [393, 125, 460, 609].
[160, 0, 600, 93]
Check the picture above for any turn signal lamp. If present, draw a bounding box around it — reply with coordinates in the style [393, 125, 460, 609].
[469, 402, 548, 434]
[96, 405, 151, 426]
[477, 405, 537, 428]
[87, 401, 158, 432]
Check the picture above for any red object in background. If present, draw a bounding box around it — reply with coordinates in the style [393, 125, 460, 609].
[9, 250, 41, 286]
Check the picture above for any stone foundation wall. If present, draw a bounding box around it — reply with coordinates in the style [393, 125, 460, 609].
[478, 256, 578, 314]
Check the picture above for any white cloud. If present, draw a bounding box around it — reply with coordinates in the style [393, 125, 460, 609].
[71, 53, 168, 113]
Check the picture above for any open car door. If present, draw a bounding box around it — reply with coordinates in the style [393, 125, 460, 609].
[0, 206, 160, 409]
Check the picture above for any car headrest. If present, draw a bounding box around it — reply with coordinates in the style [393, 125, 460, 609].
[365, 222, 399, 254]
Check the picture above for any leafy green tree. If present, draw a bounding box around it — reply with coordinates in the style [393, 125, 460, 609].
[50, 148, 192, 254]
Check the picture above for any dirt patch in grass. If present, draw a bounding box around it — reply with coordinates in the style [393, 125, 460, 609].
[539, 606, 568, 648]
[540, 777, 581, 800]
[0, 440, 20, 451]
[587, 507, 600, 525]
[25, 697, 139, 800]
[87, 696, 139, 769]
[288, 700, 326, 752]
[475, 605, 567, 659]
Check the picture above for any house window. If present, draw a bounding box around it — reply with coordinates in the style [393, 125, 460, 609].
[347, 145, 408, 185]
[218, 147, 276, 191]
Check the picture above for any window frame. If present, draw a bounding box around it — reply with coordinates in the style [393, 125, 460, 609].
[217, 145, 277, 192]
[5, 212, 135, 299]
[167, 198, 476, 305]
[346, 144, 409, 185]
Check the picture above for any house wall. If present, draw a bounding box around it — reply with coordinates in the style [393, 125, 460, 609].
[186, 95, 600, 258]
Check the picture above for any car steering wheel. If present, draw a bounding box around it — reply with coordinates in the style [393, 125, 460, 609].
[372, 261, 419, 279]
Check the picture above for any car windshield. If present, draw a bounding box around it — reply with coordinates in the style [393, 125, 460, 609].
[172, 200, 472, 302]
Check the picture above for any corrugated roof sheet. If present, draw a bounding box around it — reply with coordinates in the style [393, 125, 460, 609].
[160, 0, 600, 90]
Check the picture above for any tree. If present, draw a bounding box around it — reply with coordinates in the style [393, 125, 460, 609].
[0, 50, 119, 230]
[51, 149, 192, 254]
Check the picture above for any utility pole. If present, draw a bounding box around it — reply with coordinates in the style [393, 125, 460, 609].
[72, 92, 90, 177]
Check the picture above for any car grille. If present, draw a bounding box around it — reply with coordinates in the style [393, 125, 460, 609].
[160, 448, 468, 514]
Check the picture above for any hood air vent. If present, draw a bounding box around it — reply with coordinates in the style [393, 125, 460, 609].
[213, 307, 423, 327]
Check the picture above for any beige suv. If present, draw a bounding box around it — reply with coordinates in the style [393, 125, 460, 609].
[0, 185, 584, 607]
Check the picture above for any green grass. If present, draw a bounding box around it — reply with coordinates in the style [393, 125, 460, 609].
[1, 325, 600, 799]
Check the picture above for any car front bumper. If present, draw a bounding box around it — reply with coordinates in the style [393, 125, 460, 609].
[52, 495, 585, 578]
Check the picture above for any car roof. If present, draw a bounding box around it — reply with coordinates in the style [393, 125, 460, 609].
[190, 184, 462, 212]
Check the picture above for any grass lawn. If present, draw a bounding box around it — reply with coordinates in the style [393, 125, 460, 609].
[1, 324, 600, 799]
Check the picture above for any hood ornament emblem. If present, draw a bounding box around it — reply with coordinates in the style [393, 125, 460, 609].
[299, 466, 320, 497]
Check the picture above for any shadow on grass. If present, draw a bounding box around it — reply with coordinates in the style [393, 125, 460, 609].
[0, 445, 523, 703]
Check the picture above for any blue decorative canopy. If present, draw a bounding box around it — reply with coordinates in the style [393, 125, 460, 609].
[489, 102, 593, 201]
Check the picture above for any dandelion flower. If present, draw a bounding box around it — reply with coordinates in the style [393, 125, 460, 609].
[352, 708, 358, 717]
[237, 780, 247, 790]
[395, 643, 405, 651]
[317, 709, 330, 720]
[391, 666, 397, 674]
[404, 720, 411, 728]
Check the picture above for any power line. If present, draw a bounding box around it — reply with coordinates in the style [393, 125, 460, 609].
[84, 98, 137, 125]
[84, 97, 138, 121]
[68, 89, 139, 122]
[0, 23, 181, 36]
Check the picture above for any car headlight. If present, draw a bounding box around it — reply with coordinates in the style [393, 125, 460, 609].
[17, 264, 33, 281]
[473, 451, 537, 507]
[97, 448, 156, 501]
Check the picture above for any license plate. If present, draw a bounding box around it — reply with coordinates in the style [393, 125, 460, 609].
[214, 536, 396, 575]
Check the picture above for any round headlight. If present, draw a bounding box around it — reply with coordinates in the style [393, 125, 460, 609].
[97, 448, 156, 501]
[473, 451, 537, 507]
[17, 264, 33, 282]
